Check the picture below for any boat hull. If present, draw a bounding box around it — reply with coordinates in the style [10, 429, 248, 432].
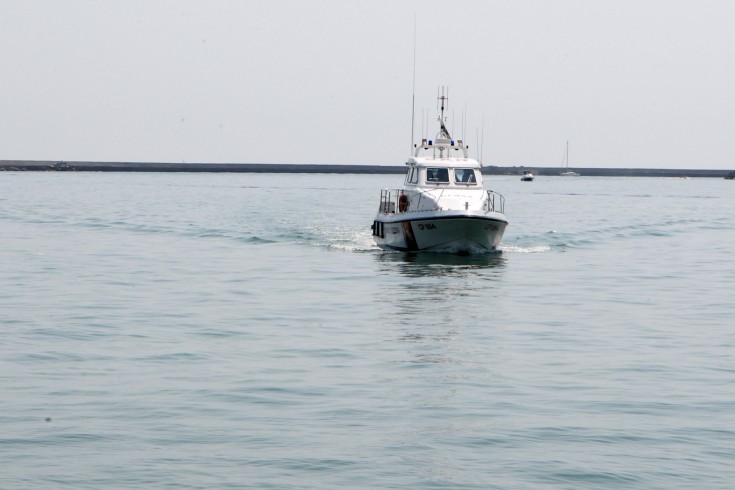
[372, 212, 507, 253]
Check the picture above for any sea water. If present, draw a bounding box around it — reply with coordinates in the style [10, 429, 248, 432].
[1, 172, 734, 489]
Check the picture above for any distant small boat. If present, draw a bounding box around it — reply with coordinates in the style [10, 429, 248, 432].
[521, 170, 534, 182]
[725, 171, 735, 180]
[560, 141, 580, 176]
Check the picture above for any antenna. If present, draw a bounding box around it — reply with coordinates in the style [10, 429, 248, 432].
[437, 85, 451, 139]
[437, 86, 448, 112]
[410, 15, 417, 153]
[421, 107, 425, 140]
[480, 113, 485, 165]
[475, 126, 482, 165]
[463, 102, 467, 142]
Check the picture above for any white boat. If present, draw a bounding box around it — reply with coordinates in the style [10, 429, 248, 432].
[560, 141, 580, 176]
[521, 170, 534, 181]
[371, 90, 508, 253]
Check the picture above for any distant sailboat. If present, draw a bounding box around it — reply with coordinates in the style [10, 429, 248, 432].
[560, 141, 580, 176]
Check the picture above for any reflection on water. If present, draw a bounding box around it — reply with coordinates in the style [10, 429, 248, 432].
[374, 250, 507, 372]
[397, 332, 457, 343]
[373, 250, 506, 460]
[375, 250, 506, 278]
[373, 250, 506, 311]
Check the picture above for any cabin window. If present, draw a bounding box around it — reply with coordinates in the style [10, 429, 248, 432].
[426, 167, 449, 183]
[454, 168, 477, 184]
[405, 167, 418, 185]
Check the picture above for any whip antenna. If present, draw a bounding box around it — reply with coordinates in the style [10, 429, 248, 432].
[480, 113, 485, 165]
[410, 15, 417, 153]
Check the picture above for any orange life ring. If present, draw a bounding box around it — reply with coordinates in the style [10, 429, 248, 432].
[398, 194, 409, 212]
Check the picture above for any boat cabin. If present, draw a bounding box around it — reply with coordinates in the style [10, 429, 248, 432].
[404, 164, 480, 187]
[404, 137, 483, 188]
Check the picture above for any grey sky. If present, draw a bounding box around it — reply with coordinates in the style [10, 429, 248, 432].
[2, 0, 734, 169]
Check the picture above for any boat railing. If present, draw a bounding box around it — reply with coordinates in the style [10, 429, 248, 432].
[381, 188, 504, 214]
[379, 189, 406, 214]
[486, 191, 505, 213]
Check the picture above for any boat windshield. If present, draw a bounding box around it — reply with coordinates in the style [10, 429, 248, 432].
[426, 168, 449, 183]
[454, 168, 477, 184]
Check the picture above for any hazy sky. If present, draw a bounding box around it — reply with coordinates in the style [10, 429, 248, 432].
[2, 0, 734, 169]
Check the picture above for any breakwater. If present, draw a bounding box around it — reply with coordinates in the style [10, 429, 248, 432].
[0, 159, 731, 178]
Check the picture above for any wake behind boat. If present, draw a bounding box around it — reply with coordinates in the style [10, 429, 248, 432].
[371, 89, 508, 253]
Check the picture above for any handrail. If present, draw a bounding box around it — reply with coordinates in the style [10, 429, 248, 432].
[486, 190, 505, 213]
[379, 188, 506, 214]
[379, 188, 406, 214]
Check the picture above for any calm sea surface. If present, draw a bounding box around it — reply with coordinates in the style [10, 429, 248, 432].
[1, 171, 734, 489]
